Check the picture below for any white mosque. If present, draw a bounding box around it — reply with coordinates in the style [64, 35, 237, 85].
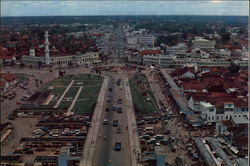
[21, 31, 102, 67]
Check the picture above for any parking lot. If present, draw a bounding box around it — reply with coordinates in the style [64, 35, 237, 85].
[1, 69, 104, 164]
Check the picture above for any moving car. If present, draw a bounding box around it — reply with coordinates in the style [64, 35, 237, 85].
[117, 107, 122, 113]
[116, 126, 122, 134]
[112, 120, 119, 127]
[103, 119, 108, 125]
[112, 105, 117, 111]
[117, 98, 122, 104]
[114, 142, 121, 151]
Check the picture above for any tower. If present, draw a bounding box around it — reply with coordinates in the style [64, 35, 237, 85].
[29, 48, 35, 56]
[44, 31, 50, 65]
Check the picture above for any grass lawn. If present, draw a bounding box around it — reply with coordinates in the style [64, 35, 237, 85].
[73, 80, 102, 86]
[72, 99, 97, 114]
[77, 85, 101, 100]
[58, 101, 72, 109]
[47, 101, 57, 107]
[51, 87, 66, 96]
[60, 74, 103, 81]
[64, 87, 80, 98]
[47, 80, 71, 87]
[129, 74, 158, 114]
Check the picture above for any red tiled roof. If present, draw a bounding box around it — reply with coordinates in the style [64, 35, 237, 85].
[127, 48, 139, 52]
[233, 98, 248, 108]
[1, 73, 16, 82]
[0, 80, 6, 87]
[140, 50, 162, 55]
[0, 56, 15, 59]
[89, 33, 103, 37]
[221, 120, 234, 129]
[172, 67, 195, 77]
[222, 43, 242, 51]
[0, 46, 8, 54]
[182, 81, 205, 91]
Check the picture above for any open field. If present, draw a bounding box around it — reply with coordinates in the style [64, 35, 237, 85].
[72, 98, 98, 114]
[77, 85, 102, 100]
[64, 87, 80, 98]
[16, 74, 103, 115]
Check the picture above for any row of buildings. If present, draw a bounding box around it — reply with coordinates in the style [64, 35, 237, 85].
[159, 66, 248, 159]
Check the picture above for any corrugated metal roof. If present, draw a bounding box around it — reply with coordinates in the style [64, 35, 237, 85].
[194, 138, 217, 166]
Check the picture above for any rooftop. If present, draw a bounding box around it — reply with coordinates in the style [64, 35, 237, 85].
[200, 102, 213, 108]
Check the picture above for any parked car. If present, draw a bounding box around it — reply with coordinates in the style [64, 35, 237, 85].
[106, 98, 111, 103]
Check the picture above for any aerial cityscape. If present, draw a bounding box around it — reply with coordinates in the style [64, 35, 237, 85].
[0, 1, 249, 166]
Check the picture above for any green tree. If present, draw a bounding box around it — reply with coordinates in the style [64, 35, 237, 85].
[229, 61, 240, 74]
[221, 32, 230, 44]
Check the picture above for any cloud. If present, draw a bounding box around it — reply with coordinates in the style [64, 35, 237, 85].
[1, 1, 249, 16]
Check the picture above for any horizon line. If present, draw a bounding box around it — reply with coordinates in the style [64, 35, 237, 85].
[1, 14, 249, 17]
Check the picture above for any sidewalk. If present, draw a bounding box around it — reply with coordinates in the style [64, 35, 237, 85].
[54, 80, 75, 108]
[67, 86, 83, 115]
[79, 76, 109, 166]
[124, 77, 142, 166]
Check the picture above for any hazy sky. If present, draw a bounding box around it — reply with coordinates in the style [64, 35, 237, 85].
[1, 1, 249, 16]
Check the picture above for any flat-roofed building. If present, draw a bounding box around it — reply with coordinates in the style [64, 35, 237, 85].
[138, 35, 155, 48]
[192, 37, 215, 51]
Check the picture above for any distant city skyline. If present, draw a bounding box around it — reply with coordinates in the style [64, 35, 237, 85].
[1, 1, 249, 17]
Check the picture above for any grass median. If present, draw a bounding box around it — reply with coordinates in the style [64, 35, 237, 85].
[129, 74, 158, 114]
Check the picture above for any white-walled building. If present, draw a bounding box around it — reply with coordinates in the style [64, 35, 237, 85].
[21, 31, 101, 67]
[138, 35, 155, 48]
[188, 100, 248, 124]
[22, 52, 101, 67]
[192, 37, 216, 50]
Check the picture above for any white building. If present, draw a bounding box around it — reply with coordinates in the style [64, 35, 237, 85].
[126, 36, 138, 46]
[22, 52, 101, 67]
[192, 37, 216, 51]
[190, 100, 248, 124]
[138, 35, 155, 48]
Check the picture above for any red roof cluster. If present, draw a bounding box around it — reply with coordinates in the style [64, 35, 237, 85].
[222, 43, 242, 51]
[140, 50, 162, 55]
[182, 81, 205, 91]
[89, 33, 103, 37]
[171, 67, 195, 77]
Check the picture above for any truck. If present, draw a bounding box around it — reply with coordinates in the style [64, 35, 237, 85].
[114, 142, 121, 151]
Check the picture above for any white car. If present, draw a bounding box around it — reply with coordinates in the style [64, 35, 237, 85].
[103, 119, 108, 125]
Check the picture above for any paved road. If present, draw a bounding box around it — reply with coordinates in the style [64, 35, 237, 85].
[80, 76, 109, 166]
[92, 72, 131, 166]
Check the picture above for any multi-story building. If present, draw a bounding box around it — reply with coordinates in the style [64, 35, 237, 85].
[138, 35, 155, 48]
[192, 37, 216, 51]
